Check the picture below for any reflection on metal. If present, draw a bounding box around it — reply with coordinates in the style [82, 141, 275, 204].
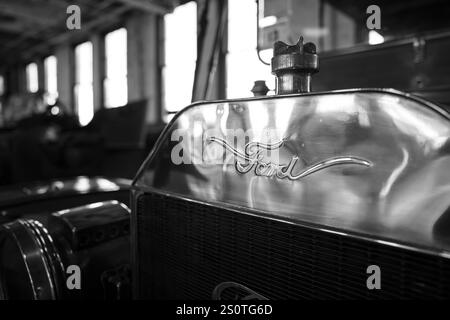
[133, 89, 450, 257]
[0, 219, 65, 299]
[379, 147, 409, 198]
[22, 176, 122, 196]
[0, 176, 130, 208]
[208, 136, 372, 180]
[50, 200, 130, 250]
[0, 201, 131, 299]
[413, 37, 426, 64]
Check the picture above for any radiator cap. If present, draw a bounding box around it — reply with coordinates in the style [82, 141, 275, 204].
[271, 36, 319, 94]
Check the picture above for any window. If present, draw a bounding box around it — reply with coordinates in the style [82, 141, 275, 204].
[164, 1, 197, 117]
[227, 0, 273, 99]
[0, 75, 4, 96]
[44, 55, 58, 105]
[104, 28, 128, 108]
[252, 1, 450, 55]
[26, 62, 39, 93]
[74, 41, 94, 126]
[256, 0, 358, 53]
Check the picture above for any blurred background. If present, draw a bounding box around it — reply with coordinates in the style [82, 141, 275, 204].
[1, 0, 450, 186]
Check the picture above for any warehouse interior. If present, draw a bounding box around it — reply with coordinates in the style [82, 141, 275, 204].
[1, 0, 449, 186]
[0, 0, 450, 302]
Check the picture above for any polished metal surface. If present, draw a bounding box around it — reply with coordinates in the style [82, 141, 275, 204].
[207, 136, 372, 180]
[0, 219, 64, 299]
[0, 176, 131, 207]
[133, 89, 450, 257]
[50, 200, 130, 249]
[0, 200, 131, 299]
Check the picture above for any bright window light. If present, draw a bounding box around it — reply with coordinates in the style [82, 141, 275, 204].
[259, 15, 277, 28]
[26, 62, 39, 93]
[227, 0, 274, 99]
[104, 28, 128, 108]
[0, 75, 3, 117]
[74, 41, 94, 126]
[368, 30, 384, 45]
[164, 1, 197, 116]
[44, 55, 58, 105]
[0, 75, 4, 96]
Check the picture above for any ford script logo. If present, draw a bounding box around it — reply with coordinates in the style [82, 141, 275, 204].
[212, 282, 268, 300]
[207, 137, 372, 181]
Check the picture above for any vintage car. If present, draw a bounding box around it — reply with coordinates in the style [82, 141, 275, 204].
[0, 176, 131, 299]
[1, 37, 450, 300]
[130, 39, 450, 299]
[131, 88, 450, 299]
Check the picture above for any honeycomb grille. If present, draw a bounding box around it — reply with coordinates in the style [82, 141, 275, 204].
[135, 193, 450, 299]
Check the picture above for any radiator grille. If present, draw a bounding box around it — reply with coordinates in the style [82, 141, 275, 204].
[135, 193, 450, 299]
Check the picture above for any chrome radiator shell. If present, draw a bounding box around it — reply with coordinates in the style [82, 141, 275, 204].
[131, 89, 450, 299]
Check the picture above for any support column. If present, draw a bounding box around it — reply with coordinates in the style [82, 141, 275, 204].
[127, 11, 161, 124]
[92, 33, 105, 111]
[55, 44, 73, 112]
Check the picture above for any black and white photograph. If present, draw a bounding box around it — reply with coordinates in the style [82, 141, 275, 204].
[0, 0, 450, 309]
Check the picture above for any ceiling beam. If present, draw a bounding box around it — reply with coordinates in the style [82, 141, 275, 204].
[0, 1, 62, 26]
[16, 6, 130, 61]
[115, 0, 172, 14]
[0, 21, 37, 35]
